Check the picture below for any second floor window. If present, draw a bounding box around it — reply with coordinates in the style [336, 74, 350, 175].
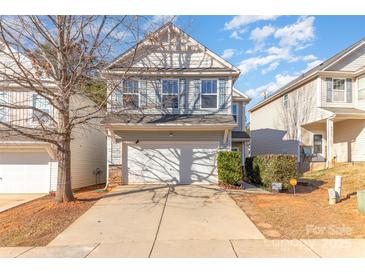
[0, 92, 9, 122]
[32, 94, 50, 123]
[231, 103, 238, 122]
[358, 76, 365, 100]
[283, 94, 289, 107]
[122, 80, 139, 109]
[162, 79, 179, 109]
[332, 79, 346, 102]
[201, 79, 218, 109]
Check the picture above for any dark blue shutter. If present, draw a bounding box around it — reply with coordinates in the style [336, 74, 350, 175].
[194, 79, 201, 109]
[139, 79, 147, 107]
[346, 78, 352, 103]
[219, 79, 227, 108]
[326, 78, 332, 102]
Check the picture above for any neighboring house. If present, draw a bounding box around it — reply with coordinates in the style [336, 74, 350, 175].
[250, 38, 365, 170]
[101, 23, 250, 185]
[0, 56, 107, 194]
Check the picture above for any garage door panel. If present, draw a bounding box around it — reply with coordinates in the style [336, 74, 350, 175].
[126, 143, 218, 184]
[0, 152, 51, 193]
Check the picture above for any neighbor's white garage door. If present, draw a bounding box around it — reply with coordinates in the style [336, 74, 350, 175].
[0, 152, 51, 193]
[126, 142, 218, 184]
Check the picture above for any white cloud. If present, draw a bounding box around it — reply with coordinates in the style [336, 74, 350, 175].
[238, 55, 280, 75]
[230, 30, 243, 40]
[245, 73, 298, 98]
[239, 16, 317, 76]
[239, 46, 296, 75]
[274, 16, 315, 50]
[221, 49, 235, 59]
[224, 15, 279, 30]
[262, 61, 280, 74]
[303, 54, 317, 62]
[250, 25, 275, 43]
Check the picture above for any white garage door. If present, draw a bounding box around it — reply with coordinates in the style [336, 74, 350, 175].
[126, 142, 218, 184]
[0, 152, 51, 193]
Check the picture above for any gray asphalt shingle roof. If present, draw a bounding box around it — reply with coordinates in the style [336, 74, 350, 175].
[101, 113, 236, 125]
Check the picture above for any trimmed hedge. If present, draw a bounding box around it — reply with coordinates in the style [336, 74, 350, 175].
[245, 154, 298, 190]
[217, 151, 242, 185]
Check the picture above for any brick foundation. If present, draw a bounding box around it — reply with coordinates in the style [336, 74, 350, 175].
[108, 165, 123, 185]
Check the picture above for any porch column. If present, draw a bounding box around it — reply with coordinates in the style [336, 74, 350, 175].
[326, 117, 334, 168]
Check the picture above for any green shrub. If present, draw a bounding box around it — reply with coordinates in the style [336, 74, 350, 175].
[245, 154, 298, 190]
[217, 151, 242, 185]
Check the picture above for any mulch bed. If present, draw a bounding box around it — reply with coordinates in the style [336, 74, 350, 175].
[0, 184, 107, 247]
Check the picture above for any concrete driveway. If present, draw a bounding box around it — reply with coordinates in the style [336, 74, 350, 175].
[0, 194, 45, 213]
[49, 184, 264, 257]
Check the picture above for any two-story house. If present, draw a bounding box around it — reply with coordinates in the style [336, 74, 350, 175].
[250, 38, 365, 170]
[101, 23, 250, 185]
[0, 49, 107, 193]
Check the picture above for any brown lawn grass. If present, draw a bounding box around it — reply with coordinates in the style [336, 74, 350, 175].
[231, 163, 365, 239]
[0, 184, 107, 247]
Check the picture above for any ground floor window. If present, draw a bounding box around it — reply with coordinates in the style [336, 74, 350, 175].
[313, 134, 323, 154]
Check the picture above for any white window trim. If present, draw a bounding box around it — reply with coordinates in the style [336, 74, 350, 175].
[0, 91, 10, 122]
[357, 75, 365, 101]
[161, 78, 179, 109]
[200, 78, 218, 110]
[282, 94, 289, 107]
[122, 79, 140, 108]
[332, 78, 346, 103]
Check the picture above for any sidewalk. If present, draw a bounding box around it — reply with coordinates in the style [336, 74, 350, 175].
[1, 239, 365, 258]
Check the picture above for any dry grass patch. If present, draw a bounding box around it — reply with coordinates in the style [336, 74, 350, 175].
[231, 163, 365, 239]
[0, 184, 107, 247]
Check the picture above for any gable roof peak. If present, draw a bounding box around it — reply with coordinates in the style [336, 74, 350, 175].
[103, 22, 240, 74]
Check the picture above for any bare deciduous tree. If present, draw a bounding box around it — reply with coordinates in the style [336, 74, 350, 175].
[0, 15, 165, 202]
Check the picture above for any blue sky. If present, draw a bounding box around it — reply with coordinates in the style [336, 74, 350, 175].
[162, 15, 365, 111]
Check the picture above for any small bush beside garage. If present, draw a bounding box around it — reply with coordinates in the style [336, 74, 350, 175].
[217, 151, 242, 185]
[245, 154, 298, 190]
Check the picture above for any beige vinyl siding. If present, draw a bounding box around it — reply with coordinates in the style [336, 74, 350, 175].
[70, 127, 107, 188]
[0, 88, 58, 128]
[69, 95, 107, 189]
[129, 50, 226, 69]
[49, 160, 58, 191]
[327, 45, 365, 72]
[250, 78, 330, 157]
[333, 119, 365, 162]
[115, 30, 227, 69]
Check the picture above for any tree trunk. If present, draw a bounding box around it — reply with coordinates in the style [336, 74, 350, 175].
[55, 137, 74, 203]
